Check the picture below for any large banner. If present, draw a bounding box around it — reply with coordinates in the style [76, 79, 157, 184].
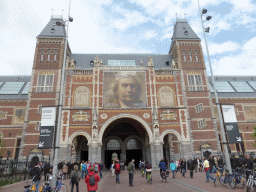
[221, 105, 242, 144]
[38, 107, 56, 149]
[103, 71, 147, 108]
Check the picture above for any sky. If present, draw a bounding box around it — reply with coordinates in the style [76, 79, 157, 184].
[0, 0, 256, 76]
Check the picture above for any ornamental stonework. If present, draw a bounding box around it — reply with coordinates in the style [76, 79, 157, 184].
[72, 111, 90, 122]
[100, 114, 108, 119]
[160, 110, 177, 120]
[143, 113, 150, 119]
[0, 111, 7, 120]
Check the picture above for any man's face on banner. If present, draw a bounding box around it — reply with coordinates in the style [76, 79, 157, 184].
[116, 77, 138, 105]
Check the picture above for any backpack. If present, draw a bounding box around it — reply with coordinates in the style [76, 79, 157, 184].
[127, 163, 132, 171]
[115, 163, 120, 173]
[71, 171, 78, 183]
[94, 164, 99, 172]
[89, 174, 96, 186]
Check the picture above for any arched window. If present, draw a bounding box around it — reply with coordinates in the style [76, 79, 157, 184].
[127, 139, 141, 150]
[107, 139, 120, 150]
[158, 86, 175, 107]
[74, 86, 90, 107]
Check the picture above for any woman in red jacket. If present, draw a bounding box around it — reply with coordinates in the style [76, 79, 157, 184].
[85, 167, 100, 192]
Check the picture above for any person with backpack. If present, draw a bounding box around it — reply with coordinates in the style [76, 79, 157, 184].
[85, 167, 100, 192]
[158, 159, 167, 178]
[31, 162, 41, 192]
[93, 162, 101, 174]
[113, 159, 121, 184]
[127, 159, 135, 187]
[81, 161, 86, 179]
[70, 165, 80, 192]
[145, 161, 152, 181]
[170, 160, 176, 179]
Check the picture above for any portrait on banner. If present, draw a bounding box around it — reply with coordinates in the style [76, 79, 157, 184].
[103, 71, 147, 108]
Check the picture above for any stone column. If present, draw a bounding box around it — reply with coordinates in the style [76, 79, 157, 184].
[58, 144, 70, 161]
[89, 143, 101, 164]
[150, 143, 163, 169]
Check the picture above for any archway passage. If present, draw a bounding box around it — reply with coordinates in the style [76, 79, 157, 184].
[102, 118, 149, 168]
[71, 135, 88, 162]
[163, 133, 179, 165]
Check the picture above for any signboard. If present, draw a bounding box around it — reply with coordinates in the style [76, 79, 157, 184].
[221, 105, 242, 144]
[41, 107, 56, 126]
[38, 126, 54, 149]
[38, 107, 56, 149]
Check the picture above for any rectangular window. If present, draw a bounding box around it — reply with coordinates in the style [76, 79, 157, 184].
[196, 103, 204, 113]
[40, 49, 44, 61]
[195, 50, 199, 62]
[37, 74, 53, 92]
[36, 122, 41, 130]
[198, 119, 206, 129]
[47, 49, 51, 61]
[195, 75, 203, 91]
[189, 50, 192, 62]
[54, 49, 57, 61]
[183, 50, 186, 62]
[188, 75, 196, 91]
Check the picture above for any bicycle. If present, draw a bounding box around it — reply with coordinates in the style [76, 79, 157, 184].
[23, 176, 36, 192]
[246, 169, 256, 192]
[53, 176, 67, 192]
[146, 169, 152, 185]
[39, 174, 53, 192]
[161, 171, 170, 183]
[225, 167, 245, 189]
[214, 166, 228, 187]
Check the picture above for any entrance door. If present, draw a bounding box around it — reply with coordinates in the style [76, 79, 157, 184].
[126, 138, 142, 167]
[105, 139, 121, 168]
[80, 140, 88, 161]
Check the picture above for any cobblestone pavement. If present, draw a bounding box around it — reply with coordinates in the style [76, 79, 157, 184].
[0, 169, 248, 192]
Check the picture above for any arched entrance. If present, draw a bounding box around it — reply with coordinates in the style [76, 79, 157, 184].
[102, 118, 150, 168]
[71, 135, 89, 162]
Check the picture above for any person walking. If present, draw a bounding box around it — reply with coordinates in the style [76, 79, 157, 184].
[58, 160, 63, 173]
[85, 167, 100, 192]
[43, 161, 50, 181]
[113, 159, 121, 184]
[203, 158, 216, 182]
[62, 163, 68, 179]
[99, 161, 103, 178]
[93, 162, 101, 174]
[67, 161, 72, 179]
[180, 158, 186, 178]
[127, 159, 135, 187]
[187, 157, 195, 178]
[110, 160, 115, 177]
[175, 159, 179, 173]
[70, 165, 80, 192]
[170, 160, 176, 179]
[193, 158, 198, 173]
[86, 160, 91, 174]
[81, 161, 86, 179]
[31, 162, 41, 192]
[159, 159, 167, 178]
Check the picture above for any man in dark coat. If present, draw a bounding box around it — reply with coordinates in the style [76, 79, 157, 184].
[193, 158, 198, 172]
[67, 161, 72, 179]
[180, 158, 186, 177]
[31, 162, 41, 192]
[187, 158, 195, 178]
[43, 161, 50, 181]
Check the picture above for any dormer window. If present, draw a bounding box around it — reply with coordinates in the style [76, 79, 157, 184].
[40, 49, 44, 61]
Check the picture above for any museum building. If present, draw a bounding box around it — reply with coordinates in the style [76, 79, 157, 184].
[0, 16, 256, 168]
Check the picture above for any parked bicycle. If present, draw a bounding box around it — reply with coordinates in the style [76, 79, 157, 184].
[214, 166, 228, 187]
[23, 176, 36, 192]
[228, 167, 245, 189]
[53, 176, 67, 192]
[246, 169, 256, 192]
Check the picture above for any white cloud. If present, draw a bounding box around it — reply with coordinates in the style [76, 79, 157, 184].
[208, 41, 240, 55]
[242, 37, 256, 51]
[145, 30, 157, 39]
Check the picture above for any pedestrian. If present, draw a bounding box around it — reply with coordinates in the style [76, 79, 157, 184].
[175, 159, 179, 173]
[187, 157, 195, 178]
[203, 157, 216, 182]
[170, 160, 176, 179]
[86, 160, 91, 174]
[62, 163, 68, 179]
[110, 160, 115, 177]
[158, 159, 167, 178]
[113, 159, 121, 184]
[43, 161, 50, 181]
[58, 160, 63, 173]
[84, 161, 88, 177]
[31, 162, 41, 192]
[99, 161, 103, 178]
[67, 161, 72, 179]
[85, 167, 100, 192]
[70, 165, 80, 192]
[81, 161, 86, 179]
[193, 158, 198, 173]
[127, 159, 135, 187]
[93, 162, 101, 174]
[145, 161, 152, 180]
[180, 158, 186, 178]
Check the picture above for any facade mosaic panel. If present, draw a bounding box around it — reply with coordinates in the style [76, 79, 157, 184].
[103, 71, 146, 108]
[74, 86, 90, 107]
[159, 86, 175, 107]
[244, 106, 256, 121]
[12, 108, 26, 125]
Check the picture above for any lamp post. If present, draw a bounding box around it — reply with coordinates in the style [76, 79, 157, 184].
[51, 0, 73, 188]
[197, 0, 233, 174]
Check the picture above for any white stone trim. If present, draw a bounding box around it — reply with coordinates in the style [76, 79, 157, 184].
[159, 129, 182, 143]
[68, 131, 92, 145]
[98, 113, 153, 145]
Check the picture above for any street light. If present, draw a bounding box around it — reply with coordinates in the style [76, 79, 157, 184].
[51, 0, 73, 188]
[197, 0, 233, 175]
